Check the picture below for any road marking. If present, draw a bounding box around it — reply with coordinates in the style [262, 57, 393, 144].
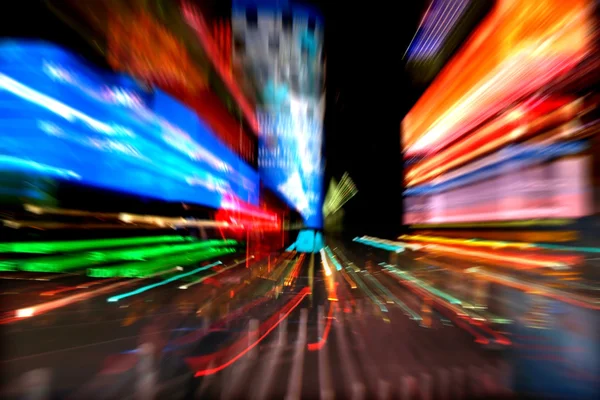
[195, 360, 217, 398]
[135, 343, 155, 400]
[252, 314, 287, 400]
[420, 373, 432, 400]
[438, 368, 450, 400]
[378, 379, 391, 400]
[400, 375, 416, 400]
[221, 320, 262, 399]
[317, 305, 334, 400]
[285, 308, 308, 400]
[333, 310, 364, 400]
[452, 367, 465, 399]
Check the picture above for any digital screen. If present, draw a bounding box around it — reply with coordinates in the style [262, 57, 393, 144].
[232, 0, 325, 228]
[258, 110, 324, 226]
[404, 157, 591, 225]
[0, 42, 259, 208]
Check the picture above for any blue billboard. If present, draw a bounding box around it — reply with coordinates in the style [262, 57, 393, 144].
[0, 42, 259, 208]
[257, 111, 324, 227]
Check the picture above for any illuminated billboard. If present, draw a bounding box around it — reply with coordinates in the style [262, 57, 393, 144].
[402, 0, 592, 158]
[0, 42, 259, 209]
[232, 0, 325, 228]
[404, 156, 592, 225]
[402, 0, 595, 226]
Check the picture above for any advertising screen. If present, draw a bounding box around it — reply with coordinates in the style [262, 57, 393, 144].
[232, 0, 325, 228]
[0, 42, 259, 208]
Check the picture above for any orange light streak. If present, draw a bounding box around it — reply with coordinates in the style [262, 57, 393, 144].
[285, 254, 306, 286]
[401, 234, 534, 250]
[1, 271, 177, 324]
[411, 230, 578, 243]
[320, 249, 333, 276]
[406, 98, 579, 186]
[422, 243, 580, 269]
[340, 269, 357, 289]
[40, 278, 120, 296]
[403, 0, 591, 155]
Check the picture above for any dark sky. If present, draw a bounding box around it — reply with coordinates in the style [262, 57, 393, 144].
[319, 1, 427, 238]
[0, 1, 110, 69]
[1, 0, 428, 239]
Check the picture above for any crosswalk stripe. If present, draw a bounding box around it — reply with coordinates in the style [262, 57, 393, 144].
[285, 308, 308, 400]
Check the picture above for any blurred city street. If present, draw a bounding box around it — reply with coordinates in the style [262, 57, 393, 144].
[1, 0, 599, 398]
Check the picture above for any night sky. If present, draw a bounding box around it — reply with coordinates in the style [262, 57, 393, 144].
[1, 0, 428, 238]
[319, 1, 427, 238]
[0, 1, 110, 69]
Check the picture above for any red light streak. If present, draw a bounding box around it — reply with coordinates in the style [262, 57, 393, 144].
[471, 319, 512, 346]
[216, 194, 280, 232]
[187, 287, 311, 376]
[182, 2, 259, 134]
[76, 278, 120, 289]
[307, 303, 335, 351]
[421, 243, 582, 269]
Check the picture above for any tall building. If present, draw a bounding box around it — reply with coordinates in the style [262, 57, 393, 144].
[232, 0, 326, 231]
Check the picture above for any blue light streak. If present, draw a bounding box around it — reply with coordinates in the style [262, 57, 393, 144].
[107, 261, 222, 302]
[0, 42, 259, 208]
[353, 237, 406, 253]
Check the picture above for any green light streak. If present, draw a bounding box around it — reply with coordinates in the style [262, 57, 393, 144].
[107, 261, 224, 302]
[15, 239, 236, 273]
[491, 318, 513, 324]
[534, 243, 600, 253]
[362, 271, 421, 320]
[88, 247, 236, 278]
[0, 235, 195, 254]
[0, 261, 18, 272]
